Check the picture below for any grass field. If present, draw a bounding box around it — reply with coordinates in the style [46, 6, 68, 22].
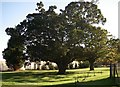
[0, 67, 118, 87]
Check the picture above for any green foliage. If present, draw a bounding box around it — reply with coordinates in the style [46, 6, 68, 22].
[3, 1, 109, 74]
[106, 38, 120, 63]
[48, 63, 57, 70]
[24, 1, 106, 74]
[83, 26, 109, 70]
[95, 38, 120, 64]
[2, 22, 26, 70]
[79, 61, 89, 68]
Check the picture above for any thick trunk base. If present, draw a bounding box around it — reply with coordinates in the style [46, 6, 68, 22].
[57, 63, 67, 75]
[57, 70, 66, 75]
[13, 66, 21, 71]
[89, 61, 94, 71]
[90, 65, 94, 71]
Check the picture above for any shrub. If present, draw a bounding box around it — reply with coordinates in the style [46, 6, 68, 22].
[41, 64, 47, 70]
[48, 64, 55, 70]
[54, 65, 58, 70]
[79, 61, 89, 68]
[68, 63, 73, 69]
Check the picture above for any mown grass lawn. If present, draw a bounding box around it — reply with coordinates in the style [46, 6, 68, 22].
[0, 67, 118, 87]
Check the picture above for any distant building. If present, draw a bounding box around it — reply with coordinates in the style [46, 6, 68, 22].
[68, 60, 79, 69]
[0, 60, 8, 71]
[0, 59, 80, 71]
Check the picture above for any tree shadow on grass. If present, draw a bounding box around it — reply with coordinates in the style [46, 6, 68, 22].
[2, 70, 118, 87]
[2, 78, 118, 87]
[78, 77, 116, 86]
[45, 77, 118, 87]
[1, 70, 78, 83]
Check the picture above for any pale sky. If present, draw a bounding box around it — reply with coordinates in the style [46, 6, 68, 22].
[0, 0, 119, 60]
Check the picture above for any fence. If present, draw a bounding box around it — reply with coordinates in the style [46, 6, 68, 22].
[110, 63, 120, 85]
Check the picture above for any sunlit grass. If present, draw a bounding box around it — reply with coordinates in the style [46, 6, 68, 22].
[1, 67, 115, 87]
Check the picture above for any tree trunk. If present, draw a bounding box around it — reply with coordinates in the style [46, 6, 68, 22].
[13, 65, 21, 71]
[57, 63, 67, 75]
[89, 61, 94, 71]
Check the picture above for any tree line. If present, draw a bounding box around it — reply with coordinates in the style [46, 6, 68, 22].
[2, 1, 120, 74]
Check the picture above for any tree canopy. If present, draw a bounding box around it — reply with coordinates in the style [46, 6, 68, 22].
[3, 25, 25, 70]
[3, 1, 119, 74]
[24, 1, 106, 74]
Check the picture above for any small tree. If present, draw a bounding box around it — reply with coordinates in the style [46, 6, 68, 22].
[83, 26, 108, 70]
[105, 38, 120, 63]
[2, 23, 26, 71]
